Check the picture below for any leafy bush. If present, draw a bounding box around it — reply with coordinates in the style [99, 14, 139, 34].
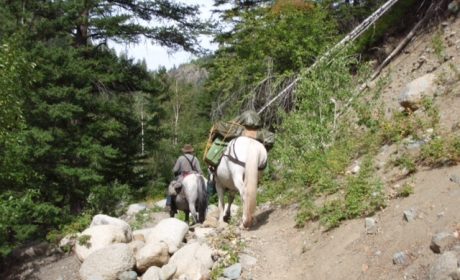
[0, 190, 62, 257]
[86, 181, 133, 217]
[343, 157, 385, 219]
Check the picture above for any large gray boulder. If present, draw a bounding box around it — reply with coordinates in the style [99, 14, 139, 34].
[90, 214, 133, 241]
[79, 243, 135, 280]
[398, 73, 437, 111]
[429, 251, 458, 280]
[135, 241, 170, 273]
[430, 232, 458, 254]
[168, 241, 214, 279]
[75, 225, 130, 262]
[144, 218, 189, 254]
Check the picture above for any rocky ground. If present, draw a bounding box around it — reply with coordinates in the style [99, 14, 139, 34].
[3, 7, 460, 280]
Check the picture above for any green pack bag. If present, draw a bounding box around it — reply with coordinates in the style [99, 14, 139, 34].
[205, 137, 228, 167]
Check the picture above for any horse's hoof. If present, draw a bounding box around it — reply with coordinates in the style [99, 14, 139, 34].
[239, 223, 250, 230]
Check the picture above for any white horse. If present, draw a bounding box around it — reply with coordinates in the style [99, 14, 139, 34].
[215, 136, 268, 229]
[168, 173, 208, 224]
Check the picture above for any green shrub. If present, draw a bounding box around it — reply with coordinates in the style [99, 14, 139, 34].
[393, 156, 417, 174]
[86, 181, 133, 216]
[319, 200, 345, 229]
[432, 30, 445, 62]
[343, 157, 385, 219]
[397, 183, 414, 198]
[47, 213, 91, 244]
[0, 190, 62, 257]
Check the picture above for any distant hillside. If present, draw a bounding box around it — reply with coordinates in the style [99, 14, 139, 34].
[168, 63, 208, 86]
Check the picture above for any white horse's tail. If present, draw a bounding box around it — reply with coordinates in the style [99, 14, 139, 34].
[196, 174, 208, 223]
[243, 142, 259, 228]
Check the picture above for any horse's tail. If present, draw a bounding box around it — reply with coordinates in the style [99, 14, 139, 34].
[196, 174, 208, 223]
[243, 141, 259, 228]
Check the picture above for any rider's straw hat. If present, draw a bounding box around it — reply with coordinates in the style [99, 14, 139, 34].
[182, 144, 194, 153]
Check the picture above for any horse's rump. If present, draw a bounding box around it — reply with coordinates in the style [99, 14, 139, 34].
[215, 136, 268, 228]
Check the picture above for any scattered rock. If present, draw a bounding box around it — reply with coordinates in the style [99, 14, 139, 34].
[393, 251, 408, 265]
[351, 165, 361, 174]
[449, 174, 460, 185]
[75, 225, 131, 262]
[239, 253, 257, 268]
[398, 73, 437, 111]
[168, 241, 214, 279]
[128, 240, 145, 255]
[135, 241, 170, 273]
[141, 266, 162, 280]
[223, 263, 242, 280]
[90, 214, 133, 241]
[430, 232, 458, 254]
[194, 227, 216, 240]
[59, 234, 78, 251]
[161, 263, 177, 280]
[403, 208, 417, 222]
[429, 251, 458, 280]
[11, 242, 51, 260]
[79, 243, 135, 280]
[365, 218, 378, 234]
[143, 218, 189, 254]
[127, 203, 148, 216]
[118, 270, 137, 280]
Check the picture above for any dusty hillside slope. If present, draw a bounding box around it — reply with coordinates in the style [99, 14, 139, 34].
[241, 14, 460, 280]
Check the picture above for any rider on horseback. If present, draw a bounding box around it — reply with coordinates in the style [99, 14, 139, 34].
[167, 144, 203, 216]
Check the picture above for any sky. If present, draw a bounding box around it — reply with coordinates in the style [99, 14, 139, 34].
[110, 0, 218, 71]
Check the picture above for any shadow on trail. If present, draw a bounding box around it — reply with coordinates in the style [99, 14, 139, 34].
[249, 207, 275, 230]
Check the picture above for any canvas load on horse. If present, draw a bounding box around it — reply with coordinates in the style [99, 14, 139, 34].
[204, 110, 275, 168]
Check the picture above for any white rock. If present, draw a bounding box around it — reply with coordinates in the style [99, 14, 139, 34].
[79, 243, 135, 280]
[168, 242, 214, 280]
[398, 73, 437, 111]
[141, 266, 162, 280]
[75, 225, 130, 262]
[128, 240, 145, 255]
[161, 263, 177, 280]
[135, 241, 170, 273]
[90, 214, 133, 241]
[59, 233, 78, 250]
[127, 203, 147, 216]
[194, 228, 216, 240]
[429, 251, 458, 280]
[144, 218, 189, 254]
[351, 165, 361, 174]
[155, 199, 167, 209]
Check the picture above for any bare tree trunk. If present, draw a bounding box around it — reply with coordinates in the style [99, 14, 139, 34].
[141, 98, 145, 156]
[257, 0, 401, 115]
[173, 80, 180, 146]
[76, 0, 89, 46]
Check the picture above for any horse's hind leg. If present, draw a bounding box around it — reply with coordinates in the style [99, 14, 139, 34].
[189, 203, 198, 224]
[216, 183, 226, 225]
[224, 193, 235, 223]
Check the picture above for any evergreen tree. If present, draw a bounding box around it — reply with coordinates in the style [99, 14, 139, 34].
[0, 0, 208, 258]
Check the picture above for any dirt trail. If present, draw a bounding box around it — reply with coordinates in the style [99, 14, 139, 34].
[242, 165, 460, 280]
